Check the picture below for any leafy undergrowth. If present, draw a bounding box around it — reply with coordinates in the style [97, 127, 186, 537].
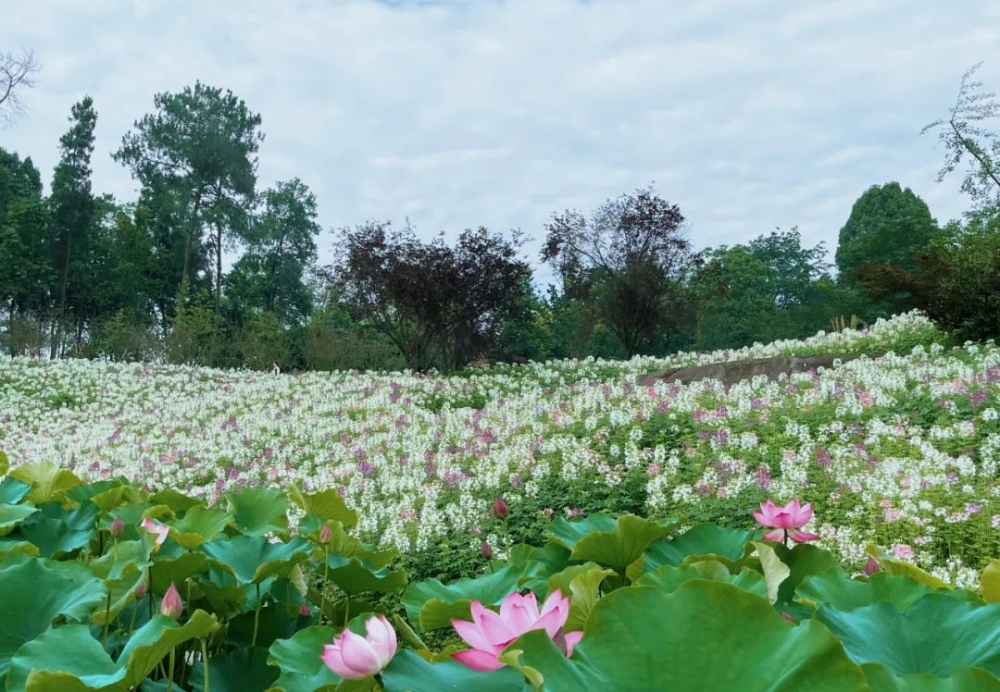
[4, 464, 1000, 690]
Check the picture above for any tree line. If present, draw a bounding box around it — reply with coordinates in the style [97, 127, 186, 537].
[2, 55, 998, 372]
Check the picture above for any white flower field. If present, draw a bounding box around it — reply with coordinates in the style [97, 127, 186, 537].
[2, 311, 998, 588]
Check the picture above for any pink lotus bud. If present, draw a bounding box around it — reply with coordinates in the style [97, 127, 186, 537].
[319, 524, 333, 545]
[109, 516, 124, 538]
[161, 582, 183, 619]
[321, 614, 397, 679]
[481, 541, 493, 559]
[862, 556, 880, 576]
[491, 497, 509, 520]
[299, 602, 312, 617]
[135, 581, 147, 600]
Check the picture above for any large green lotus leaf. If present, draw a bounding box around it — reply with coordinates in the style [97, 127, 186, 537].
[7, 624, 123, 692]
[799, 569, 941, 612]
[90, 540, 152, 582]
[288, 486, 359, 528]
[79, 483, 146, 514]
[64, 479, 125, 505]
[118, 611, 221, 687]
[0, 503, 37, 536]
[189, 646, 278, 692]
[324, 553, 407, 596]
[753, 541, 791, 605]
[381, 649, 529, 692]
[0, 539, 39, 557]
[636, 560, 769, 600]
[508, 580, 869, 691]
[37, 499, 101, 530]
[0, 559, 107, 681]
[199, 564, 248, 616]
[641, 523, 756, 572]
[867, 549, 951, 591]
[817, 594, 1000, 677]
[92, 562, 146, 625]
[544, 514, 619, 551]
[149, 552, 211, 594]
[403, 563, 524, 631]
[225, 487, 288, 537]
[771, 542, 842, 606]
[18, 517, 94, 558]
[299, 519, 395, 567]
[169, 506, 234, 549]
[148, 488, 204, 513]
[0, 476, 31, 504]
[516, 542, 575, 594]
[202, 535, 311, 585]
[981, 560, 1000, 604]
[567, 515, 671, 574]
[863, 663, 1000, 691]
[228, 603, 303, 649]
[10, 461, 83, 505]
[266, 625, 342, 692]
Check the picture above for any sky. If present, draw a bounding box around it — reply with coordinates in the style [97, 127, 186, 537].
[3, 0, 999, 286]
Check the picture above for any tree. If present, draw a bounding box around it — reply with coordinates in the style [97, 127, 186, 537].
[541, 184, 696, 357]
[225, 178, 321, 327]
[693, 228, 844, 350]
[922, 62, 1000, 213]
[113, 82, 264, 313]
[835, 183, 940, 282]
[334, 222, 532, 371]
[48, 96, 98, 356]
[0, 49, 40, 125]
[0, 148, 50, 353]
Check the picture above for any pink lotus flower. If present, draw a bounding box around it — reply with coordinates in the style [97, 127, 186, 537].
[451, 590, 583, 672]
[753, 499, 819, 543]
[140, 518, 170, 550]
[321, 614, 397, 680]
[161, 582, 183, 619]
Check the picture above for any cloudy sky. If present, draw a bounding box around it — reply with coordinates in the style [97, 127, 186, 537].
[3, 0, 999, 284]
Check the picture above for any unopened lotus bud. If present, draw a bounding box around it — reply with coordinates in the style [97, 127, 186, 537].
[161, 582, 183, 619]
[481, 541, 493, 559]
[135, 581, 147, 600]
[491, 497, 509, 520]
[319, 524, 333, 545]
[299, 602, 312, 617]
[109, 516, 124, 538]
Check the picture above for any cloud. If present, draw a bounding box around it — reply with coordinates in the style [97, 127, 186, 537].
[3, 0, 998, 287]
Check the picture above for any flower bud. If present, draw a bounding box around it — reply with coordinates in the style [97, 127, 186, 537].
[109, 516, 124, 538]
[862, 556, 880, 576]
[161, 582, 183, 619]
[481, 541, 493, 559]
[135, 580, 147, 601]
[491, 497, 508, 520]
[319, 524, 333, 545]
[299, 602, 312, 617]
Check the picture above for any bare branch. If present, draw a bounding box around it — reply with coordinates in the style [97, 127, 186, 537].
[0, 48, 41, 126]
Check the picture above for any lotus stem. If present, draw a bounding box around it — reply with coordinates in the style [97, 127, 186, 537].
[320, 545, 330, 623]
[167, 647, 175, 692]
[252, 582, 262, 648]
[201, 638, 210, 692]
[101, 590, 112, 648]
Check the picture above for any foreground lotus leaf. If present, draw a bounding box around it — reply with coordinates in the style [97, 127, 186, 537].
[201, 534, 312, 584]
[7, 611, 220, 691]
[545, 514, 671, 575]
[0, 559, 107, 683]
[817, 594, 1000, 677]
[508, 580, 870, 691]
[641, 522, 757, 572]
[862, 663, 1000, 691]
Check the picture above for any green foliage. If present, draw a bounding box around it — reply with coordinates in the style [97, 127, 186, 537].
[4, 468, 1000, 688]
